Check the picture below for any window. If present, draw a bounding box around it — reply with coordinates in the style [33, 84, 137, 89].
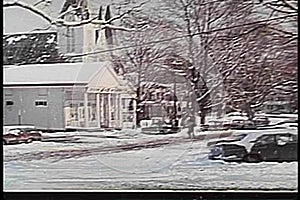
[8, 128, 22, 135]
[6, 100, 14, 106]
[276, 134, 291, 145]
[290, 134, 298, 142]
[122, 99, 127, 109]
[122, 98, 134, 110]
[35, 100, 48, 107]
[256, 135, 275, 144]
[276, 134, 297, 143]
[70, 103, 78, 108]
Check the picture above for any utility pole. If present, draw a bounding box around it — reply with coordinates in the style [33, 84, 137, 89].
[136, 62, 142, 126]
[18, 110, 22, 125]
[173, 73, 178, 127]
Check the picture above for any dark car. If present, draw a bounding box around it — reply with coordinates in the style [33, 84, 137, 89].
[208, 131, 297, 162]
[3, 127, 42, 145]
[200, 120, 229, 131]
[141, 118, 181, 134]
[247, 133, 297, 162]
[229, 119, 257, 130]
[252, 116, 270, 126]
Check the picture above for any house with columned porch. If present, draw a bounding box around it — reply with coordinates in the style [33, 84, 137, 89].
[3, 62, 136, 131]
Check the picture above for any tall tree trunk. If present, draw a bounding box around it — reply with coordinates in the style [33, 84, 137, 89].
[200, 109, 206, 125]
[245, 103, 254, 120]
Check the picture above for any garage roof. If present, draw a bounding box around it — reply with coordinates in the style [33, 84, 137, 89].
[3, 62, 110, 86]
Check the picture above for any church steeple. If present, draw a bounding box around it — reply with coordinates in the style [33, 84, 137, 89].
[82, 3, 117, 62]
[95, 5, 114, 47]
[95, 6, 103, 44]
[104, 5, 113, 46]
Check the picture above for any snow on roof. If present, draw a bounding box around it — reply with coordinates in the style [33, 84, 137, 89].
[3, 62, 111, 86]
[4, 30, 57, 36]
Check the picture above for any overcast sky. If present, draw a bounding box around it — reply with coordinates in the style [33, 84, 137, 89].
[3, 0, 125, 34]
[4, 0, 61, 34]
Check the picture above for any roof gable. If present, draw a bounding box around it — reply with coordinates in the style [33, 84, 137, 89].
[88, 65, 121, 89]
[88, 64, 135, 94]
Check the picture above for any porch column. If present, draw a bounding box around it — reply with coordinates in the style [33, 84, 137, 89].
[84, 93, 89, 128]
[101, 93, 105, 126]
[96, 93, 101, 128]
[132, 98, 137, 129]
[118, 94, 122, 128]
[108, 93, 111, 127]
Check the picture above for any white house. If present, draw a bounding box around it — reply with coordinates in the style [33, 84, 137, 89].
[3, 62, 136, 130]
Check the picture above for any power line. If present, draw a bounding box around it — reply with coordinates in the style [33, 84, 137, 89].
[3, 13, 297, 56]
[66, 13, 297, 58]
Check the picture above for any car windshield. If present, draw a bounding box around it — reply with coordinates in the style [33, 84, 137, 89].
[23, 128, 35, 131]
[7, 129, 22, 134]
[229, 133, 247, 141]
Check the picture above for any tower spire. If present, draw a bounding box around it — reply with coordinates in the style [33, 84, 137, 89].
[105, 5, 113, 46]
[95, 6, 103, 44]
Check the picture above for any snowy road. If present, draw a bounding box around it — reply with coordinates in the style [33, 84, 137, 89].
[3, 129, 298, 191]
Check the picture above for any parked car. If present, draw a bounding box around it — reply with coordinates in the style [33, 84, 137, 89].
[141, 117, 181, 134]
[3, 128, 30, 145]
[225, 112, 248, 118]
[248, 133, 297, 162]
[252, 116, 270, 126]
[208, 131, 297, 162]
[223, 119, 256, 130]
[200, 120, 228, 131]
[3, 127, 42, 145]
[22, 128, 43, 141]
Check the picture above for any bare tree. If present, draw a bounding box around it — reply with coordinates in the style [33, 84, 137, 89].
[255, 0, 297, 41]
[154, 0, 247, 128]
[117, 13, 180, 126]
[145, 0, 297, 123]
[210, 0, 298, 118]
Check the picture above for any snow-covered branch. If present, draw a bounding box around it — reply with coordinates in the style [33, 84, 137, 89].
[4, 1, 52, 23]
[3, 0, 141, 31]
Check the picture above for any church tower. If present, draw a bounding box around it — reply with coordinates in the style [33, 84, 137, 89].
[88, 5, 116, 62]
[58, 0, 116, 63]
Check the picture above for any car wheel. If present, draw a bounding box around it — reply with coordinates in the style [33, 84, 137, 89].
[244, 154, 262, 163]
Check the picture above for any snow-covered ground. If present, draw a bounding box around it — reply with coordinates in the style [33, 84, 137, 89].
[3, 126, 298, 191]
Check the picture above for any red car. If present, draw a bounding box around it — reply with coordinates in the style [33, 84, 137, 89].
[22, 128, 43, 141]
[3, 127, 42, 145]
